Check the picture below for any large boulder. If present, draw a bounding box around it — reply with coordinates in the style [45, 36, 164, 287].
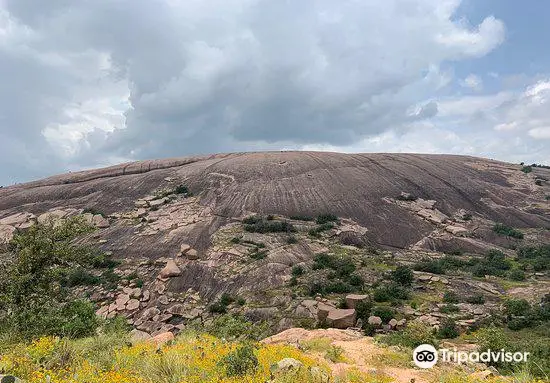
[159, 259, 181, 278]
[317, 303, 334, 322]
[368, 316, 382, 327]
[345, 294, 369, 309]
[326, 309, 356, 329]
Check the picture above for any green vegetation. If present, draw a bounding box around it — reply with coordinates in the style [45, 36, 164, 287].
[466, 293, 485, 304]
[0, 217, 114, 339]
[207, 314, 269, 341]
[315, 213, 339, 225]
[473, 325, 550, 377]
[381, 321, 438, 348]
[373, 283, 410, 302]
[413, 259, 446, 274]
[517, 244, 550, 271]
[209, 293, 238, 314]
[442, 291, 459, 303]
[545, 195, 550, 201]
[437, 318, 459, 339]
[493, 223, 524, 239]
[308, 222, 335, 237]
[286, 234, 298, 244]
[521, 165, 533, 173]
[439, 304, 459, 314]
[292, 265, 304, 277]
[243, 217, 295, 233]
[220, 343, 259, 377]
[390, 266, 413, 287]
[289, 215, 313, 221]
[371, 307, 395, 323]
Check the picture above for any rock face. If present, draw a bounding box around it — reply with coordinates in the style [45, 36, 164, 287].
[2, 152, 548, 251]
[1, 151, 550, 336]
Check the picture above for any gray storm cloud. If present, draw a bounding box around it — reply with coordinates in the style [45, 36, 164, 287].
[0, 0, 524, 184]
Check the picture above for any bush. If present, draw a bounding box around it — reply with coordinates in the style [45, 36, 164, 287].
[0, 218, 103, 339]
[289, 215, 313, 221]
[503, 299, 531, 317]
[508, 268, 526, 281]
[209, 302, 228, 314]
[308, 222, 335, 237]
[371, 307, 395, 323]
[391, 266, 413, 287]
[439, 304, 459, 314]
[437, 319, 459, 339]
[220, 344, 258, 377]
[355, 300, 374, 322]
[382, 321, 437, 348]
[517, 245, 550, 271]
[443, 291, 459, 304]
[174, 184, 190, 195]
[413, 259, 445, 274]
[315, 214, 339, 225]
[286, 235, 298, 244]
[208, 315, 269, 341]
[493, 223, 524, 239]
[82, 207, 105, 217]
[244, 220, 295, 233]
[242, 215, 262, 225]
[348, 274, 364, 287]
[521, 165, 533, 173]
[466, 294, 485, 304]
[373, 283, 409, 302]
[312, 253, 356, 277]
[291, 266, 304, 277]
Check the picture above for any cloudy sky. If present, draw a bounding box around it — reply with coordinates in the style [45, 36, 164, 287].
[1, 0, 549, 184]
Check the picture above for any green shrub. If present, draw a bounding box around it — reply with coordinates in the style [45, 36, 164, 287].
[508, 268, 526, 281]
[208, 315, 269, 341]
[521, 165, 533, 173]
[546, 195, 550, 201]
[230, 237, 241, 244]
[312, 253, 356, 277]
[391, 266, 414, 287]
[504, 299, 531, 317]
[382, 321, 437, 348]
[439, 304, 459, 314]
[308, 222, 335, 237]
[244, 220, 295, 233]
[355, 300, 373, 322]
[315, 214, 339, 225]
[348, 274, 364, 287]
[292, 265, 304, 277]
[373, 283, 409, 302]
[0, 218, 103, 339]
[466, 294, 485, 304]
[517, 245, 550, 271]
[286, 235, 298, 244]
[289, 215, 313, 221]
[371, 307, 395, 323]
[220, 293, 235, 307]
[220, 344, 258, 377]
[209, 302, 228, 314]
[413, 259, 445, 274]
[174, 184, 190, 195]
[63, 268, 100, 287]
[242, 215, 262, 224]
[249, 248, 268, 260]
[493, 223, 524, 239]
[443, 291, 459, 304]
[437, 319, 459, 339]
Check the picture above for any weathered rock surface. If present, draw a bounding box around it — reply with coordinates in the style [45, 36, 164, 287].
[326, 309, 356, 329]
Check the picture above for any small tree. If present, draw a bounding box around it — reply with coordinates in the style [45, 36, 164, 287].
[0, 217, 102, 338]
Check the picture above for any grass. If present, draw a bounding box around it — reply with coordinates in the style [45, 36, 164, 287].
[0, 332, 333, 383]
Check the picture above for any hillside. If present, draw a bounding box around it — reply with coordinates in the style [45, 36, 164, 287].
[0, 151, 549, 381]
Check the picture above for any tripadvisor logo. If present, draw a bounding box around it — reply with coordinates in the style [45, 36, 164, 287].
[412, 344, 529, 369]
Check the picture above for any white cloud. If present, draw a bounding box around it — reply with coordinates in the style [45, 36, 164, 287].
[460, 74, 483, 91]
